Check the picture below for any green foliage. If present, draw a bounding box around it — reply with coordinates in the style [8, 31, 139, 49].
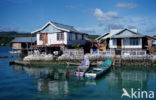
[0, 31, 31, 37]
[0, 31, 32, 46]
[71, 44, 83, 49]
[87, 35, 99, 40]
[0, 36, 14, 46]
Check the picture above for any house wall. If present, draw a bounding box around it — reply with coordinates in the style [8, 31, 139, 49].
[67, 33, 86, 45]
[109, 39, 117, 48]
[47, 32, 67, 45]
[36, 32, 86, 46]
[35, 24, 86, 46]
[147, 38, 156, 53]
[36, 32, 67, 45]
[99, 40, 107, 51]
[122, 38, 142, 49]
[109, 38, 142, 49]
[12, 43, 22, 49]
[36, 33, 43, 45]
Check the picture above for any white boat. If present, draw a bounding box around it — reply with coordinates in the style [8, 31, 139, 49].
[75, 59, 90, 77]
[85, 59, 112, 79]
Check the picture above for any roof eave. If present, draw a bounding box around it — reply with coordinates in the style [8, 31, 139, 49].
[31, 21, 70, 34]
[111, 35, 145, 38]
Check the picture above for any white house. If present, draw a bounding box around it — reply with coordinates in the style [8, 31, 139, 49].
[96, 29, 147, 55]
[96, 28, 146, 49]
[31, 21, 87, 47]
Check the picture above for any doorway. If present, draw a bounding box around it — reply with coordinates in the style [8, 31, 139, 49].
[117, 38, 121, 48]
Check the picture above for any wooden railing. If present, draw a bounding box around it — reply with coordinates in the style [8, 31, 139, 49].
[90, 49, 115, 55]
[121, 50, 146, 56]
[63, 49, 84, 57]
[90, 49, 146, 56]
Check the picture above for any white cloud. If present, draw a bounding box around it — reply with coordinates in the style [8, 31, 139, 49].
[94, 8, 120, 21]
[116, 3, 137, 9]
[76, 17, 156, 36]
[76, 25, 108, 35]
[76, 23, 124, 35]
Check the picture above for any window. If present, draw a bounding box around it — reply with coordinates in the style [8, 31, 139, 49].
[123, 38, 127, 45]
[39, 33, 42, 40]
[69, 33, 72, 41]
[75, 34, 78, 40]
[130, 38, 139, 45]
[113, 39, 116, 46]
[57, 33, 64, 40]
[82, 34, 84, 40]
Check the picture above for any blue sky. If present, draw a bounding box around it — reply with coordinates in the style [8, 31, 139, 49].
[0, 0, 156, 36]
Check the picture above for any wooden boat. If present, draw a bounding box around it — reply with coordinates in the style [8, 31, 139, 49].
[75, 59, 90, 77]
[85, 59, 112, 79]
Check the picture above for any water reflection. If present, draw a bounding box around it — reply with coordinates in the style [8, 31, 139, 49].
[13, 65, 75, 80]
[106, 67, 155, 91]
[12, 65, 89, 97]
[12, 65, 156, 99]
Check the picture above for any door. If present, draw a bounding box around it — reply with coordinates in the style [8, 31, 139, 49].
[43, 33, 48, 45]
[117, 38, 121, 48]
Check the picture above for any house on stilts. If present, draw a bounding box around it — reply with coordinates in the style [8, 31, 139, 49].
[95, 28, 148, 56]
[31, 21, 88, 55]
[11, 37, 36, 54]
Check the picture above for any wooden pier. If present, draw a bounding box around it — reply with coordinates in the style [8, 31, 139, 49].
[9, 60, 31, 66]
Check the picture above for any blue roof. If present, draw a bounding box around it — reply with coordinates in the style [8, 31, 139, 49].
[11, 37, 36, 43]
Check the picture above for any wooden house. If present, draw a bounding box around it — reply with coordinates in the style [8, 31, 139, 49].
[96, 29, 147, 55]
[144, 35, 156, 53]
[11, 37, 36, 50]
[31, 21, 88, 53]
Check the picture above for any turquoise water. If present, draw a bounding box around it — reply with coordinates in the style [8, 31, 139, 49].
[0, 46, 156, 100]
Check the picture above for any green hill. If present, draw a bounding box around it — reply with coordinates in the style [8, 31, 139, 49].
[0, 31, 31, 46]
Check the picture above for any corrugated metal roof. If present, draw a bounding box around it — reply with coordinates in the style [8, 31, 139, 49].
[100, 28, 144, 40]
[51, 21, 81, 33]
[112, 29, 144, 38]
[11, 37, 36, 43]
[95, 32, 109, 40]
[32, 21, 87, 35]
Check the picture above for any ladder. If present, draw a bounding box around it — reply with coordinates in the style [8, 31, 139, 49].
[113, 56, 122, 67]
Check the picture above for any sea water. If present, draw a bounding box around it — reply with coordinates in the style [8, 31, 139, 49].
[0, 46, 156, 100]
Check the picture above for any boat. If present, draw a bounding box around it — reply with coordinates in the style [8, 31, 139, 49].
[85, 59, 112, 79]
[75, 59, 90, 77]
[9, 50, 21, 54]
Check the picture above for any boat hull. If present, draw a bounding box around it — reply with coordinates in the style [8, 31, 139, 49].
[85, 66, 111, 79]
[74, 59, 90, 77]
[75, 71, 85, 77]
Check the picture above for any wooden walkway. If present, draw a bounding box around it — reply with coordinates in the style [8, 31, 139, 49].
[9, 60, 31, 66]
